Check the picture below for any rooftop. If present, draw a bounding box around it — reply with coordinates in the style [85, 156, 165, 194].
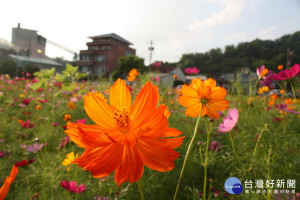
[88, 33, 133, 45]
[8, 54, 62, 66]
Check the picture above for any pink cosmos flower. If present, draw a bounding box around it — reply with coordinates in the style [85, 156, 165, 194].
[60, 180, 86, 193]
[275, 104, 299, 114]
[75, 118, 86, 124]
[209, 141, 221, 152]
[18, 119, 35, 129]
[69, 97, 77, 102]
[155, 76, 160, 82]
[272, 64, 300, 81]
[0, 139, 5, 143]
[52, 123, 59, 127]
[0, 151, 9, 157]
[26, 143, 44, 153]
[22, 98, 31, 105]
[184, 67, 200, 75]
[37, 99, 49, 103]
[58, 136, 70, 149]
[218, 108, 239, 133]
[153, 62, 161, 67]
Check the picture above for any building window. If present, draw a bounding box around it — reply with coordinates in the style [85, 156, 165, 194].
[125, 51, 133, 56]
[94, 65, 106, 74]
[81, 66, 89, 72]
[102, 45, 111, 50]
[81, 55, 90, 61]
[95, 55, 106, 62]
[89, 46, 99, 50]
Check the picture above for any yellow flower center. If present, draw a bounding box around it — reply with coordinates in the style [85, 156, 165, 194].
[114, 109, 130, 129]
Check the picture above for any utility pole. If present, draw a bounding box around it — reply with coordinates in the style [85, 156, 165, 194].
[148, 40, 154, 69]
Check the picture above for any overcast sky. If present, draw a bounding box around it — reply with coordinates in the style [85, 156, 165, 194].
[0, 0, 299, 65]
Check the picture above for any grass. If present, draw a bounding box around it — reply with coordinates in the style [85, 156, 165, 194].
[0, 74, 299, 200]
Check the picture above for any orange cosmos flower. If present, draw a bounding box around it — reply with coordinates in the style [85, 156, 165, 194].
[285, 98, 293, 105]
[268, 100, 275, 106]
[127, 69, 139, 82]
[68, 102, 76, 109]
[0, 165, 18, 200]
[173, 74, 178, 80]
[65, 79, 184, 186]
[260, 68, 268, 77]
[64, 114, 72, 121]
[35, 105, 42, 110]
[178, 78, 229, 118]
[270, 94, 278, 100]
[277, 65, 284, 70]
[280, 90, 285, 94]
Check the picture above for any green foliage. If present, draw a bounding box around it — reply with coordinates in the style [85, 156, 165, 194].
[179, 31, 300, 76]
[112, 55, 145, 80]
[30, 68, 55, 90]
[0, 76, 299, 199]
[0, 58, 18, 77]
[30, 64, 87, 91]
[19, 64, 40, 76]
[55, 63, 87, 91]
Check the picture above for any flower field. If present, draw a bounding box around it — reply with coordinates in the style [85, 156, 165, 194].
[0, 65, 300, 200]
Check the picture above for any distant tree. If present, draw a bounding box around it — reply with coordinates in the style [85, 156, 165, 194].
[178, 31, 300, 76]
[19, 64, 40, 76]
[112, 55, 145, 80]
[0, 58, 18, 77]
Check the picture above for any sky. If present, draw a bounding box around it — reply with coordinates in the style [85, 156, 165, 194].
[0, 0, 300, 65]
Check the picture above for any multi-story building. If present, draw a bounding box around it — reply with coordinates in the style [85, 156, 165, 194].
[12, 23, 46, 58]
[77, 33, 136, 76]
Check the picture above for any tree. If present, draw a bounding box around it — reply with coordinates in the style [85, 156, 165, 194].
[112, 55, 145, 80]
[19, 64, 40, 76]
[0, 58, 18, 77]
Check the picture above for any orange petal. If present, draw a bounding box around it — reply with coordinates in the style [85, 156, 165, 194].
[208, 87, 227, 102]
[106, 130, 137, 146]
[114, 146, 144, 187]
[204, 78, 216, 88]
[190, 78, 204, 90]
[205, 104, 219, 119]
[197, 85, 211, 99]
[140, 126, 183, 138]
[130, 81, 159, 128]
[84, 92, 115, 129]
[181, 84, 198, 97]
[65, 122, 112, 148]
[109, 79, 131, 110]
[135, 104, 168, 132]
[0, 165, 18, 199]
[74, 143, 123, 178]
[209, 99, 229, 111]
[136, 138, 180, 172]
[185, 102, 203, 117]
[178, 95, 199, 107]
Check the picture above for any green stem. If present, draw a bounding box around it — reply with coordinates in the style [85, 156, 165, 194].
[137, 180, 145, 200]
[173, 112, 202, 200]
[248, 127, 265, 171]
[25, 172, 31, 198]
[290, 80, 296, 100]
[203, 119, 210, 200]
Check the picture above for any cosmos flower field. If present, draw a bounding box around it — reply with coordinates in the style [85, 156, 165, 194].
[0, 65, 299, 200]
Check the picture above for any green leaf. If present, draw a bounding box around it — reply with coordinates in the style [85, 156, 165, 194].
[74, 73, 87, 80]
[54, 73, 66, 82]
[30, 80, 45, 90]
